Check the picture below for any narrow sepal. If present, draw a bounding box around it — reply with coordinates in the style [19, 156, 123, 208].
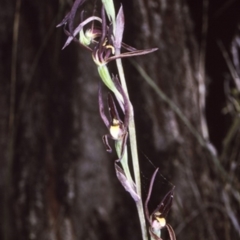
[166, 224, 176, 240]
[56, 0, 87, 33]
[114, 5, 124, 49]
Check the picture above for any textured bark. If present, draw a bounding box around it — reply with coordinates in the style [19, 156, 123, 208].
[124, 1, 240, 240]
[125, 1, 214, 239]
[0, 0, 239, 240]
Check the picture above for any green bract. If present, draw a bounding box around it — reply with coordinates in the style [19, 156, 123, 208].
[97, 65, 124, 105]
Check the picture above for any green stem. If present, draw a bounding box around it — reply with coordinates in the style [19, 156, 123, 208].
[115, 140, 132, 185]
[115, 51, 148, 240]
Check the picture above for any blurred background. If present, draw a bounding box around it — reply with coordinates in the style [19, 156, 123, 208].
[0, 0, 240, 239]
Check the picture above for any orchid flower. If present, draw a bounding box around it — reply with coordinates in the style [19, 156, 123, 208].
[57, 1, 158, 65]
[145, 169, 176, 240]
[98, 75, 129, 160]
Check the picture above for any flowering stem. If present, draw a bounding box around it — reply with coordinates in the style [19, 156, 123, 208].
[115, 52, 148, 240]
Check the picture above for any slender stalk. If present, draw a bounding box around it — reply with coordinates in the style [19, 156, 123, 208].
[115, 52, 148, 240]
[115, 140, 133, 186]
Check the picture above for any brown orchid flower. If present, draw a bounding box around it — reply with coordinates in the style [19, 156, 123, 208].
[57, 1, 158, 65]
[98, 75, 129, 161]
[145, 168, 176, 240]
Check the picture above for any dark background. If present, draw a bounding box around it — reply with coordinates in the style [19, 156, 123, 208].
[1, 0, 240, 240]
